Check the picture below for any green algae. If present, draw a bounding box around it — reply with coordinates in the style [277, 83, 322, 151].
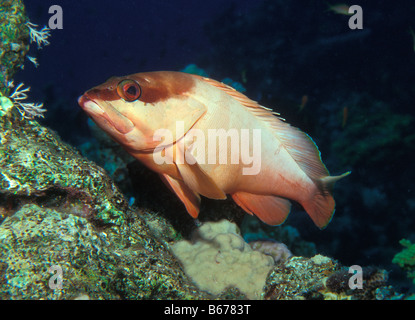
[393, 239, 415, 285]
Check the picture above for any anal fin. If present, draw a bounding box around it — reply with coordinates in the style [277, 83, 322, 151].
[301, 193, 335, 230]
[160, 174, 201, 218]
[232, 192, 291, 226]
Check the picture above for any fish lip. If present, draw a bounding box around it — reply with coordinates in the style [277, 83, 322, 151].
[78, 94, 90, 108]
[78, 94, 135, 134]
[78, 95, 105, 115]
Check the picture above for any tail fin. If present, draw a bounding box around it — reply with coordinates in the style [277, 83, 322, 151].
[302, 171, 351, 229]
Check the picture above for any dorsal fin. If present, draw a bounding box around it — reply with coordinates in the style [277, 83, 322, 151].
[196, 76, 277, 113]
[197, 75, 329, 180]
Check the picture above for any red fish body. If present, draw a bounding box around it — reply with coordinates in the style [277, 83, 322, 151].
[79, 71, 349, 229]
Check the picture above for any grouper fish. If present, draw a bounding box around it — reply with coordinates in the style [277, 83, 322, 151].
[78, 71, 349, 229]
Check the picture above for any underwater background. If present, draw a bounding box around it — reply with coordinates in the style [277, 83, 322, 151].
[1, 0, 415, 299]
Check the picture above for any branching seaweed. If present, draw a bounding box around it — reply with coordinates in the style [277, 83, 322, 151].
[8, 82, 46, 119]
[26, 22, 51, 49]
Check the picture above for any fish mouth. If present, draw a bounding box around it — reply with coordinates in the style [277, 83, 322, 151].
[78, 95, 134, 134]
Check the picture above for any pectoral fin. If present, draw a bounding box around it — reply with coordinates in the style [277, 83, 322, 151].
[232, 192, 292, 226]
[175, 145, 226, 200]
[160, 174, 201, 218]
[176, 162, 227, 200]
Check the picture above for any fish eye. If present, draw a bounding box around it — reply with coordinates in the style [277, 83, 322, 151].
[117, 79, 141, 102]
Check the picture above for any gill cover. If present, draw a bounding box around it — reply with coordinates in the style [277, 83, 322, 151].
[112, 72, 208, 149]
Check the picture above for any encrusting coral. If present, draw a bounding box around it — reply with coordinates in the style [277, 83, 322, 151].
[171, 220, 275, 299]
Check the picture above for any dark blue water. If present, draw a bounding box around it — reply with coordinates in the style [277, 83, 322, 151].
[17, 0, 258, 143]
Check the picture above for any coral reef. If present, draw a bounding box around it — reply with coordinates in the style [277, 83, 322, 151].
[0, 1, 408, 300]
[171, 220, 398, 300]
[171, 220, 274, 299]
[0, 97, 400, 299]
[249, 240, 292, 264]
[330, 96, 415, 168]
[241, 215, 316, 257]
[181, 64, 209, 78]
[77, 119, 135, 196]
[0, 204, 204, 299]
[264, 256, 399, 300]
[0, 0, 29, 96]
[323, 266, 400, 300]
[0, 95, 127, 226]
[0, 68, 403, 301]
[264, 255, 339, 300]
